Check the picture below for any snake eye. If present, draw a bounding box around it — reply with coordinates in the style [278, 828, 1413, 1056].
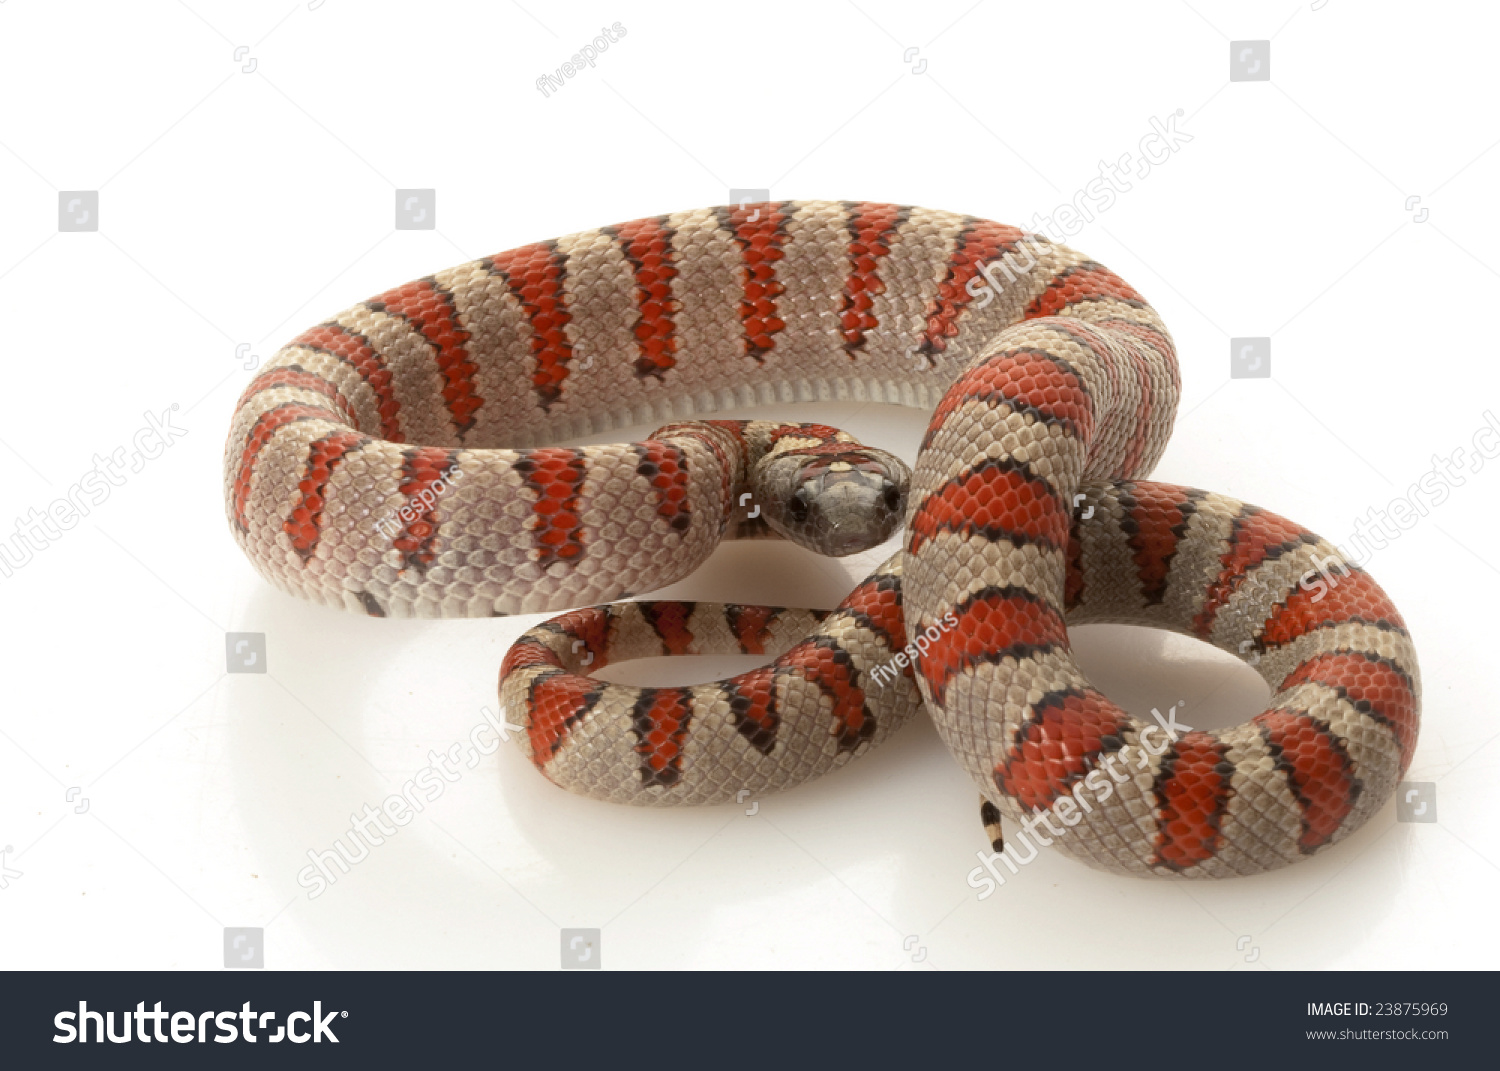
[787, 490, 811, 524]
[882, 484, 902, 514]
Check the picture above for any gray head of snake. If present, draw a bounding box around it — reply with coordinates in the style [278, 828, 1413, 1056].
[754, 445, 911, 557]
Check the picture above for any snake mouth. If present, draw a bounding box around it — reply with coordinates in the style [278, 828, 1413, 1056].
[827, 529, 873, 557]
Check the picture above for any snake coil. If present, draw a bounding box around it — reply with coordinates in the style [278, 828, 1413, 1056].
[227, 201, 1419, 878]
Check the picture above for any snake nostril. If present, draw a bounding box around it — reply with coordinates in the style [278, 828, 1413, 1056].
[882, 484, 902, 514]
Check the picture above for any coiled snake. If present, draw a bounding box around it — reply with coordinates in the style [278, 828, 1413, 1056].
[226, 201, 1420, 878]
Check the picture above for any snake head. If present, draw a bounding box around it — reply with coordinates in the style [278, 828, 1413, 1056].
[755, 445, 911, 557]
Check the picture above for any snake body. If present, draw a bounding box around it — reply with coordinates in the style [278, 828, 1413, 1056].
[227, 201, 1420, 878]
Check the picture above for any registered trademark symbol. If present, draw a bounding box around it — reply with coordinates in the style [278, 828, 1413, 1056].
[341, 1010, 348, 1017]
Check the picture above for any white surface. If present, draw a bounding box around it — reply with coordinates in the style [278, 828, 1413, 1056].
[1, 0, 1497, 970]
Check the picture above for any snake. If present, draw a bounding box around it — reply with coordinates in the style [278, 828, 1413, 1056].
[225, 200, 1420, 878]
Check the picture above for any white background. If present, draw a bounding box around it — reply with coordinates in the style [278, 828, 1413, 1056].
[1, 0, 1497, 970]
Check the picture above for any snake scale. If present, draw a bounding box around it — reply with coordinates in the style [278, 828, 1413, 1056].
[226, 200, 1420, 879]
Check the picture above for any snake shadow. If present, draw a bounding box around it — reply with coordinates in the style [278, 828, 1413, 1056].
[222, 531, 960, 967]
[223, 556, 1408, 968]
[221, 392, 1406, 966]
